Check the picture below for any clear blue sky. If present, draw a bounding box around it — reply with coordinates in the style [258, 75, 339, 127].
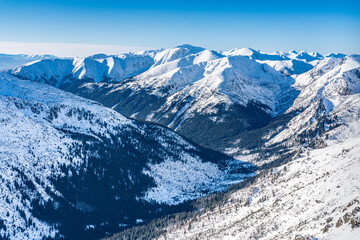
[0, 0, 359, 54]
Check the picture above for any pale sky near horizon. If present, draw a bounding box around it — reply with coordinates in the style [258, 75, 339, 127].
[0, 0, 359, 56]
[0, 41, 150, 57]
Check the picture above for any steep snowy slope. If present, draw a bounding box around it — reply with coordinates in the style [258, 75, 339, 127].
[156, 130, 360, 240]
[223, 55, 359, 167]
[0, 73, 256, 240]
[267, 55, 360, 148]
[0, 54, 55, 70]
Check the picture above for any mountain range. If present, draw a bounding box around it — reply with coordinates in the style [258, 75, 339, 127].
[0, 45, 359, 240]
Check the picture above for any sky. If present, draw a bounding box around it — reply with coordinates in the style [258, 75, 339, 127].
[0, 0, 359, 56]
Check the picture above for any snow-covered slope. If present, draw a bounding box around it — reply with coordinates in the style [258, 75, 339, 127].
[0, 54, 55, 70]
[267, 55, 360, 148]
[0, 73, 256, 240]
[294, 50, 324, 62]
[158, 131, 360, 240]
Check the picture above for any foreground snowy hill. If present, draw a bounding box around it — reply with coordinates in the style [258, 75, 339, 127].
[0, 54, 55, 70]
[0, 73, 256, 240]
[155, 132, 360, 240]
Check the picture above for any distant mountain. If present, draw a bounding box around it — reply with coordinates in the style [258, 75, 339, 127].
[8, 45, 302, 153]
[0, 73, 256, 239]
[224, 47, 290, 61]
[326, 52, 347, 58]
[6, 45, 354, 157]
[224, 48, 327, 76]
[0, 53, 55, 70]
[256, 59, 314, 76]
[9, 52, 155, 86]
[293, 50, 323, 62]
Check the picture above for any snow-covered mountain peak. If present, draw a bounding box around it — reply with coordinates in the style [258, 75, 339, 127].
[326, 52, 347, 58]
[291, 55, 360, 112]
[223, 47, 255, 57]
[309, 51, 324, 58]
[224, 47, 290, 61]
[294, 50, 323, 62]
[288, 49, 298, 57]
[193, 49, 223, 64]
[176, 44, 205, 52]
[295, 55, 359, 88]
[152, 44, 205, 66]
[267, 55, 360, 147]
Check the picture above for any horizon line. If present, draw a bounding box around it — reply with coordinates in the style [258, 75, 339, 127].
[0, 41, 352, 58]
